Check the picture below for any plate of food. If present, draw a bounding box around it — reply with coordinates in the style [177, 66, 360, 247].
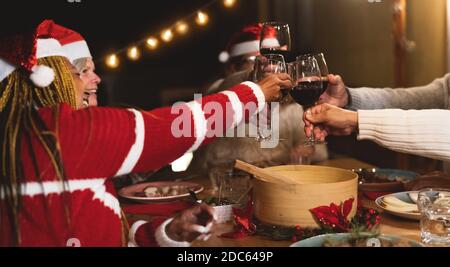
[352, 168, 419, 193]
[375, 191, 421, 221]
[290, 233, 424, 247]
[118, 181, 204, 203]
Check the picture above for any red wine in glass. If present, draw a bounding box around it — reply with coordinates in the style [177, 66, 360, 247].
[290, 80, 325, 109]
[321, 76, 329, 91]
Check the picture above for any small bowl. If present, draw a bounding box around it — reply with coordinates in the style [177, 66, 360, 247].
[352, 168, 419, 193]
[213, 205, 235, 223]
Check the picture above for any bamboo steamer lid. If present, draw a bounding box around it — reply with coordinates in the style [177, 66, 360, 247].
[253, 165, 358, 228]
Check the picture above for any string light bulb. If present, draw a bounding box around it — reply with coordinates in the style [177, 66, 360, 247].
[127, 46, 141, 60]
[176, 21, 189, 35]
[146, 37, 159, 50]
[195, 11, 209, 26]
[161, 29, 174, 42]
[106, 54, 119, 68]
[223, 0, 237, 8]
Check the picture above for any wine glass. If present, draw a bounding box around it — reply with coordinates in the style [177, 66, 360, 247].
[253, 54, 286, 82]
[297, 52, 329, 94]
[259, 22, 292, 61]
[252, 54, 286, 141]
[283, 62, 296, 102]
[290, 57, 326, 146]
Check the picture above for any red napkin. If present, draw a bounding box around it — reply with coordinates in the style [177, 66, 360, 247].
[122, 201, 193, 217]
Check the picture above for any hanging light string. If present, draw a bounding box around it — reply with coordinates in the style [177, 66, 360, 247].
[103, 0, 237, 68]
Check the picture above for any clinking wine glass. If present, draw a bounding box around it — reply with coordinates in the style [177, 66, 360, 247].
[259, 22, 292, 61]
[252, 54, 287, 142]
[290, 57, 327, 146]
[297, 52, 329, 93]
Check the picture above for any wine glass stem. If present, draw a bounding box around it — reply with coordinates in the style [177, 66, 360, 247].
[309, 132, 315, 143]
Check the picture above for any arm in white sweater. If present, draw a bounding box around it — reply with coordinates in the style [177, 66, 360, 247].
[348, 74, 450, 110]
[357, 109, 450, 161]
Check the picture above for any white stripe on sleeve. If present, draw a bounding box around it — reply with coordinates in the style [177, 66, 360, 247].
[221, 90, 244, 127]
[186, 101, 207, 153]
[115, 109, 145, 176]
[241, 81, 266, 113]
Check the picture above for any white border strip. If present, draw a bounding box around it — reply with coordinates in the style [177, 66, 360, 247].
[37, 38, 67, 59]
[92, 184, 122, 217]
[19, 178, 104, 198]
[115, 109, 145, 176]
[63, 40, 92, 63]
[229, 40, 260, 57]
[128, 220, 148, 247]
[1, 178, 121, 217]
[155, 218, 191, 247]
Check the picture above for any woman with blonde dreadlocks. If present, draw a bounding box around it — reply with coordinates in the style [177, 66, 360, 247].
[0, 21, 290, 247]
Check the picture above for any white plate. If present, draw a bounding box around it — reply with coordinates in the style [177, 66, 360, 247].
[375, 191, 421, 221]
[118, 181, 204, 203]
[290, 233, 424, 247]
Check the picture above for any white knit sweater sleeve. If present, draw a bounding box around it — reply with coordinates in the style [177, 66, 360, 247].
[357, 109, 450, 161]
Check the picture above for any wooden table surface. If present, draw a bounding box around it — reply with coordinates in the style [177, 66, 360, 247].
[189, 158, 422, 247]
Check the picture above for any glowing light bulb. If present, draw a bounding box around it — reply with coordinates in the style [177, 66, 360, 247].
[106, 54, 119, 68]
[195, 11, 209, 26]
[161, 29, 174, 42]
[176, 21, 189, 35]
[146, 37, 159, 50]
[127, 46, 140, 60]
[223, 0, 236, 8]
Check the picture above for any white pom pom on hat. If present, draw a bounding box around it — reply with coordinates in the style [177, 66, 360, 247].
[0, 20, 70, 87]
[30, 65, 55, 88]
[218, 51, 230, 63]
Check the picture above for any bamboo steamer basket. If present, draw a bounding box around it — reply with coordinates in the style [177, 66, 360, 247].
[253, 165, 358, 228]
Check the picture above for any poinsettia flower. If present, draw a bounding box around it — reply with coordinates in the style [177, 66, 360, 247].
[220, 191, 256, 239]
[310, 198, 355, 231]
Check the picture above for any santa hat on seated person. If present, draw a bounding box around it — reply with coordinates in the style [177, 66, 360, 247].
[0, 20, 70, 88]
[218, 23, 280, 63]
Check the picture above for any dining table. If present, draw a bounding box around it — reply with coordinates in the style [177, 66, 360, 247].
[122, 158, 422, 247]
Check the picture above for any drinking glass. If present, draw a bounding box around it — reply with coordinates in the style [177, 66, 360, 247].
[217, 170, 251, 207]
[260, 22, 292, 61]
[297, 52, 329, 93]
[291, 57, 326, 146]
[252, 54, 286, 141]
[417, 188, 450, 246]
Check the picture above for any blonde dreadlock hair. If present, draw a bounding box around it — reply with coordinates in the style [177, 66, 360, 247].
[0, 56, 78, 245]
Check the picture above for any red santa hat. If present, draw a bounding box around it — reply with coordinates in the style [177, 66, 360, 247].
[42, 20, 92, 63]
[0, 20, 68, 88]
[218, 23, 280, 63]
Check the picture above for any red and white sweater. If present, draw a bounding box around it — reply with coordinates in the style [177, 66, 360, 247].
[0, 82, 265, 247]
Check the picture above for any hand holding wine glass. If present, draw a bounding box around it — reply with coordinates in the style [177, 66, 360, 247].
[253, 54, 289, 141]
[290, 56, 326, 146]
[303, 103, 359, 141]
[256, 72, 292, 102]
[253, 54, 287, 82]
